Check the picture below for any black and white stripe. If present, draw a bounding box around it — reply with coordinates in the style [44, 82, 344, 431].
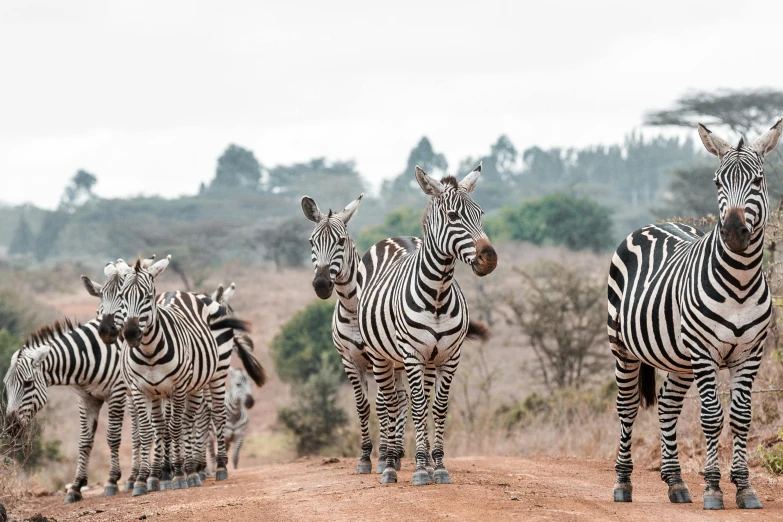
[357, 165, 496, 486]
[3, 319, 126, 503]
[607, 119, 782, 510]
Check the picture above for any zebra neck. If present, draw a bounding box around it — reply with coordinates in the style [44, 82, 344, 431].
[416, 233, 457, 302]
[334, 241, 360, 310]
[710, 224, 766, 291]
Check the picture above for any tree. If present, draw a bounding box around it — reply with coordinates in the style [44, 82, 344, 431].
[211, 144, 262, 191]
[380, 137, 448, 205]
[356, 206, 423, 252]
[60, 169, 97, 212]
[257, 218, 310, 270]
[267, 158, 365, 200]
[490, 194, 614, 252]
[270, 299, 343, 384]
[33, 210, 68, 262]
[504, 262, 606, 391]
[645, 88, 783, 138]
[8, 216, 34, 255]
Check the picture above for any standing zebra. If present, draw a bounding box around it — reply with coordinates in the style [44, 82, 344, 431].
[3, 319, 126, 504]
[608, 119, 782, 510]
[358, 165, 496, 485]
[208, 367, 255, 470]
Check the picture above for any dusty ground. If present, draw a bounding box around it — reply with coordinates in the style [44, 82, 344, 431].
[7, 456, 783, 522]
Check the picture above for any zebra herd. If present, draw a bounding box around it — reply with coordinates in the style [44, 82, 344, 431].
[3, 266, 265, 502]
[1, 119, 782, 511]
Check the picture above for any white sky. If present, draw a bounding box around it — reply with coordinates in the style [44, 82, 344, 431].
[1, 0, 782, 208]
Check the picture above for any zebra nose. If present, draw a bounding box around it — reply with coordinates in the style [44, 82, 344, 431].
[312, 266, 334, 299]
[472, 238, 498, 276]
[98, 314, 119, 345]
[721, 207, 751, 252]
[123, 318, 142, 347]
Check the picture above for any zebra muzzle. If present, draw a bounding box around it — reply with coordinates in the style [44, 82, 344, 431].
[472, 238, 498, 276]
[123, 318, 143, 348]
[98, 314, 120, 345]
[721, 208, 751, 253]
[312, 266, 334, 299]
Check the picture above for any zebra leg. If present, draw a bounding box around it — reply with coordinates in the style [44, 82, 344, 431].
[159, 399, 173, 490]
[658, 372, 694, 503]
[185, 392, 203, 488]
[431, 360, 457, 485]
[375, 387, 388, 474]
[233, 433, 245, 469]
[195, 395, 211, 480]
[729, 347, 764, 509]
[103, 388, 126, 497]
[343, 356, 373, 474]
[147, 398, 167, 492]
[125, 395, 140, 491]
[613, 358, 641, 502]
[132, 390, 154, 496]
[423, 364, 437, 479]
[374, 361, 399, 484]
[405, 356, 431, 486]
[693, 358, 725, 510]
[209, 380, 230, 481]
[168, 391, 188, 489]
[393, 370, 408, 471]
[65, 395, 103, 504]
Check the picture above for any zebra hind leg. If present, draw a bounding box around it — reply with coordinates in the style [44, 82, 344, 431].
[658, 372, 694, 503]
[375, 388, 388, 474]
[65, 396, 102, 504]
[612, 356, 650, 502]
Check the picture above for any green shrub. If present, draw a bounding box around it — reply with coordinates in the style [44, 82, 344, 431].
[270, 299, 343, 384]
[758, 428, 783, 475]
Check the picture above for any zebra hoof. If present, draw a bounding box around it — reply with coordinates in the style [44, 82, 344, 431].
[187, 475, 202, 488]
[434, 469, 451, 484]
[103, 484, 119, 497]
[64, 491, 82, 504]
[613, 481, 632, 502]
[215, 469, 228, 481]
[737, 488, 762, 509]
[667, 482, 692, 503]
[172, 477, 188, 489]
[703, 489, 724, 510]
[160, 480, 173, 490]
[356, 459, 372, 474]
[147, 477, 160, 492]
[412, 469, 432, 486]
[381, 469, 397, 484]
[198, 472, 207, 481]
[132, 483, 148, 497]
[124, 480, 135, 492]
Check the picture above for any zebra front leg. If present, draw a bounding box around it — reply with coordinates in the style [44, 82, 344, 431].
[612, 357, 643, 502]
[232, 433, 245, 469]
[405, 356, 431, 486]
[374, 361, 399, 484]
[431, 360, 457, 484]
[693, 357, 725, 510]
[729, 347, 764, 509]
[184, 392, 203, 487]
[159, 398, 173, 490]
[132, 390, 154, 496]
[343, 355, 373, 474]
[393, 370, 408, 472]
[209, 380, 230, 481]
[65, 395, 103, 504]
[125, 395, 140, 491]
[103, 388, 126, 497]
[375, 387, 388, 474]
[423, 364, 436, 478]
[658, 372, 694, 503]
[146, 398, 168, 492]
[167, 391, 188, 489]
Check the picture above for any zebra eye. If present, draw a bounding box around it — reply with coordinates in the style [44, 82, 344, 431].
[714, 179, 722, 189]
[751, 177, 762, 187]
[447, 211, 459, 221]
[308, 238, 314, 246]
[337, 236, 346, 246]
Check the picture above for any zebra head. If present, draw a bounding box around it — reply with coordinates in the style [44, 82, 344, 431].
[229, 367, 254, 409]
[699, 119, 782, 253]
[302, 194, 363, 299]
[3, 345, 51, 434]
[81, 256, 155, 344]
[117, 256, 170, 348]
[416, 164, 498, 276]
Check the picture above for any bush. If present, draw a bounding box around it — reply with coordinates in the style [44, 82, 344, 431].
[488, 194, 614, 252]
[277, 356, 349, 456]
[758, 429, 783, 475]
[357, 206, 423, 252]
[270, 300, 343, 384]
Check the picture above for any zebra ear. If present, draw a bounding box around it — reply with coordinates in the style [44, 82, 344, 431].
[222, 282, 236, 304]
[415, 166, 444, 197]
[459, 163, 482, 193]
[301, 196, 323, 223]
[212, 284, 224, 303]
[698, 123, 732, 159]
[147, 255, 170, 279]
[141, 254, 156, 269]
[335, 193, 363, 224]
[81, 275, 103, 298]
[29, 345, 52, 367]
[752, 118, 783, 159]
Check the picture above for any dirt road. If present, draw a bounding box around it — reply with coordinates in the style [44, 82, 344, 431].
[9, 456, 783, 521]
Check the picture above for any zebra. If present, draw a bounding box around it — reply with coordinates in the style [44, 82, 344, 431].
[208, 367, 254, 470]
[357, 165, 496, 485]
[2, 318, 126, 504]
[607, 119, 782, 510]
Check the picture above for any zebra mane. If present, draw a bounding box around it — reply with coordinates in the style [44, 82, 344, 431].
[134, 257, 143, 272]
[440, 176, 459, 189]
[23, 318, 80, 351]
[737, 137, 745, 149]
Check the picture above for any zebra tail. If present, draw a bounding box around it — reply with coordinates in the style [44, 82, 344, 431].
[210, 316, 252, 334]
[466, 320, 491, 342]
[639, 362, 657, 409]
[234, 333, 267, 387]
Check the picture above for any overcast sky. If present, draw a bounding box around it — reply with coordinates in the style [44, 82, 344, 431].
[2, 0, 782, 208]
